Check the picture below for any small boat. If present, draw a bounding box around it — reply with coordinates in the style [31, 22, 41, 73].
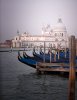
[40, 51, 44, 55]
[33, 51, 69, 63]
[18, 51, 37, 68]
[40, 50, 69, 59]
[23, 51, 43, 62]
[18, 51, 77, 70]
[33, 51, 50, 63]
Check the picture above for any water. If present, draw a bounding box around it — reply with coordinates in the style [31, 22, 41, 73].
[0, 50, 77, 100]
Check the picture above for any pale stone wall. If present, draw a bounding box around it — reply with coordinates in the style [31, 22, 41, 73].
[12, 35, 68, 48]
[76, 39, 77, 56]
[12, 19, 68, 48]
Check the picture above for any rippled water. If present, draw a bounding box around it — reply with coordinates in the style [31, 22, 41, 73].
[0, 50, 77, 100]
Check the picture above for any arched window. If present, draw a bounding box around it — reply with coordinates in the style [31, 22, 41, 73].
[55, 33, 57, 36]
[62, 33, 63, 36]
[60, 33, 63, 36]
[55, 38, 58, 42]
[16, 37, 17, 40]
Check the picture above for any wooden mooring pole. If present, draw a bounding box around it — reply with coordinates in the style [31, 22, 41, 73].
[43, 41, 45, 62]
[76, 39, 77, 56]
[68, 36, 76, 100]
[50, 47, 52, 63]
[58, 49, 60, 60]
[54, 50, 56, 61]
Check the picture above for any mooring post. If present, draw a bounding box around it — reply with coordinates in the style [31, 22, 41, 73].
[50, 52, 52, 63]
[65, 41, 67, 58]
[76, 39, 77, 56]
[58, 49, 60, 59]
[50, 47, 52, 63]
[68, 35, 76, 100]
[65, 47, 66, 58]
[54, 50, 56, 61]
[44, 41, 45, 62]
[33, 46, 35, 52]
[40, 46, 42, 53]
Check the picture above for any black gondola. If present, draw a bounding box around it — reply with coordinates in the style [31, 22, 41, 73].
[18, 51, 77, 70]
[33, 51, 69, 63]
[23, 51, 43, 62]
[18, 51, 37, 68]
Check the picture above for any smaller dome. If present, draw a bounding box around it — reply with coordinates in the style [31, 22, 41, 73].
[53, 18, 66, 32]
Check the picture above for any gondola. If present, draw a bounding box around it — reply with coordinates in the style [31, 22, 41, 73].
[45, 50, 77, 62]
[18, 51, 37, 68]
[33, 51, 50, 62]
[18, 51, 77, 70]
[40, 51, 44, 55]
[40, 50, 69, 59]
[23, 51, 43, 62]
[23, 51, 34, 59]
[33, 51, 69, 63]
[23, 51, 55, 63]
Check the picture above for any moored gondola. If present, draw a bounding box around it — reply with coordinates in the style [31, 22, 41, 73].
[18, 51, 77, 70]
[33, 51, 69, 63]
[23, 51, 43, 62]
[40, 50, 69, 59]
[18, 51, 37, 68]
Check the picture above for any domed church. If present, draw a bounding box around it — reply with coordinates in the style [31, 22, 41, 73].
[12, 18, 68, 48]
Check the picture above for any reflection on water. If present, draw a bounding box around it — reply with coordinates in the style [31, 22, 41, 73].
[0, 51, 77, 100]
[15, 73, 68, 100]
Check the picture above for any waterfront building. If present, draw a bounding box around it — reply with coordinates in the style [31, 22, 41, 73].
[12, 18, 68, 49]
[0, 40, 12, 48]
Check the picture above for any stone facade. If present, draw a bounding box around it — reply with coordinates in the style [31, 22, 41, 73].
[12, 18, 68, 48]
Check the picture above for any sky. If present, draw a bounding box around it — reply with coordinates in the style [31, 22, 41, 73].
[0, 0, 77, 42]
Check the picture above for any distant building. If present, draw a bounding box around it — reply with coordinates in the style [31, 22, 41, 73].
[0, 40, 12, 48]
[12, 18, 68, 48]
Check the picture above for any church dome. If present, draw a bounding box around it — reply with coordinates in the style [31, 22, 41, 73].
[53, 18, 67, 32]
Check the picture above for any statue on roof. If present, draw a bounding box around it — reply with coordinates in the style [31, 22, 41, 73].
[58, 18, 62, 23]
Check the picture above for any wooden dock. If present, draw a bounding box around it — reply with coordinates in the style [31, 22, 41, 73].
[36, 35, 77, 75]
[36, 62, 77, 73]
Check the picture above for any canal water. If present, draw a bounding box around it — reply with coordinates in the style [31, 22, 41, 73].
[0, 50, 77, 100]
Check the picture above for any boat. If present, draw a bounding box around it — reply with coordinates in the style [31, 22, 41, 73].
[18, 51, 77, 71]
[33, 51, 69, 63]
[33, 51, 50, 62]
[23, 51, 43, 62]
[40, 49, 69, 58]
[18, 51, 37, 68]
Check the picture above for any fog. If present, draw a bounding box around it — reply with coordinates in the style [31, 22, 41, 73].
[0, 0, 77, 42]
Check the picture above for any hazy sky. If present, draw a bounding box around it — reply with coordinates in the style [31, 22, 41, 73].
[0, 0, 77, 42]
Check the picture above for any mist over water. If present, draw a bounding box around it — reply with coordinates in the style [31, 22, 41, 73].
[0, 50, 77, 100]
[0, 0, 77, 41]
